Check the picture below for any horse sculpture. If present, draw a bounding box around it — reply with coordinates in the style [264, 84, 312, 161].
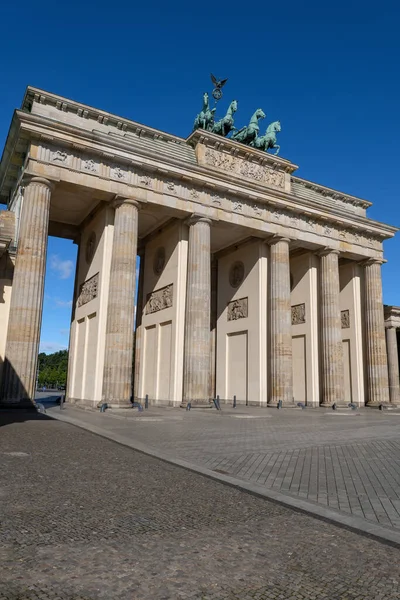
[193, 92, 216, 131]
[211, 100, 238, 137]
[251, 120, 281, 155]
[231, 108, 266, 145]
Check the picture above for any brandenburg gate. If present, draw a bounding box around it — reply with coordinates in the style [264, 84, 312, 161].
[0, 85, 398, 409]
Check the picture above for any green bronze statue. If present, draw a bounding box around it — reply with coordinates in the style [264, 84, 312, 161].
[211, 100, 237, 136]
[250, 120, 281, 155]
[231, 108, 266, 145]
[193, 92, 216, 131]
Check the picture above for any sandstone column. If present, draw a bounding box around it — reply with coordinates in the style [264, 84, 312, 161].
[133, 250, 145, 402]
[386, 326, 399, 404]
[102, 198, 139, 407]
[183, 216, 211, 406]
[319, 249, 343, 406]
[269, 237, 293, 406]
[2, 177, 53, 406]
[364, 259, 390, 405]
[209, 255, 218, 400]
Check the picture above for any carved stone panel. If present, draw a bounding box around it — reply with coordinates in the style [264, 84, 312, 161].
[227, 297, 248, 321]
[203, 147, 285, 189]
[153, 247, 166, 275]
[86, 231, 96, 264]
[341, 309, 350, 329]
[229, 261, 245, 288]
[77, 273, 99, 307]
[146, 284, 173, 314]
[291, 303, 306, 325]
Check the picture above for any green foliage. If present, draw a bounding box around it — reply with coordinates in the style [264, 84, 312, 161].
[37, 350, 68, 388]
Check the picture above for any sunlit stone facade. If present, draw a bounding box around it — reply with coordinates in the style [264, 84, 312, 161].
[0, 87, 398, 408]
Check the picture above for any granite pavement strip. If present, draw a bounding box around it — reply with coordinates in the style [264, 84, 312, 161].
[45, 401, 400, 544]
[1, 407, 400, 599]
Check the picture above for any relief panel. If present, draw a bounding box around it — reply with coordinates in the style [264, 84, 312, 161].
[146, 284, 173, 314]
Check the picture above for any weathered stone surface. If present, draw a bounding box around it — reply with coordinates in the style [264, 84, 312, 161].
[291, 302, 305, 325]
[76, 272, 98, 307]
[1, 177, 52, 405]
[227, 297, 248, 321]
[183, 217, 211, 405]
[145, 283, 173, 314]
[364, 260, 390, 405]
[269, 237, 293, 405]
[386, 326, 400, 404]
[319, 249, 343, 406]
[102, 198, 139, 407]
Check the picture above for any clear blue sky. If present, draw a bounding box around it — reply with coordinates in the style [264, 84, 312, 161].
[1, 0, 399, 353]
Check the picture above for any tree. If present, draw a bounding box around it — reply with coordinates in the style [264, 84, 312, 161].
[37, 350, 68, 388]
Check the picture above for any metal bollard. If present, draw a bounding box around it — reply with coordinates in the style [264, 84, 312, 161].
[213, 396, 221, 411]
[60, 395, 64, 410]
[99, 403, 108, 413]
[233, 395, 236, 409]
[332, 403, 337, 411]
[186, 402, 191, 411]
[277, 399, 283, 409]
[138, 403, 143, 412]
[145, 394, 149, 410]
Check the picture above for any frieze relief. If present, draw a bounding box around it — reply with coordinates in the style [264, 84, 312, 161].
[51, 149, 68, 163]
[204, 147, 285, 189]
[82, 158, 99, 173]
[292, 303, 306, 325]
[110, 165, 126, 180]
[146, 284, 173, 314]
[227, 297, 248, 321]
[77, 273, 99, 307]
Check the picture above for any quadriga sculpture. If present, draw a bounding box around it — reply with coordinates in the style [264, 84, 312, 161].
[193, 92, 216, 131]
[250, 120, 281, 155]
[231, 108, 266, 145]
[211, 100, 238, 137]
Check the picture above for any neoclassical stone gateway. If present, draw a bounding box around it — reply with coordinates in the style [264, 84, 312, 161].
[0, 87, 398, 408]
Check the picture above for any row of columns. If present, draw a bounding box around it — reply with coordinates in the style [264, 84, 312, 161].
[0, 178, 394, 407]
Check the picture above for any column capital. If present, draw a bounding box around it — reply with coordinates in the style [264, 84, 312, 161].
[112, 195, 143, 210]
[185, 214, 213, 227]
[360, 257, 386, 267]
[267, 234, 291, 246]
[316, 247, 340, 257]
[23, 176, 55, 192]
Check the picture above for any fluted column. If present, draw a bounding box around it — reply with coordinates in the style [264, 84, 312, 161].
[183, 216, 211, 406]
[102, 198, 139, 407]
[209, 255, 218, 400]
[319, 249, 343, 406]
[133, 250, 145, 402]
[2, 177, 53, 406]
[269, 237, 293, 406]
[364, 259, 389, 405]
[386, 326, 399, 404]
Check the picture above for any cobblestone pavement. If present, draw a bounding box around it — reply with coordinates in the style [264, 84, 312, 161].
[1, 412, 400, 599]
[46, 402, 400, 536]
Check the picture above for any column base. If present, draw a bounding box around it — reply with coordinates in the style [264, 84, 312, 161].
[100, 401, 133, 409]
[180, 400, 213, 409]
[267, 400, 296, 408]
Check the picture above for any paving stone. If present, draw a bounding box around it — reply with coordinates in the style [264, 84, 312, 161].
[1, 412, 400, 599]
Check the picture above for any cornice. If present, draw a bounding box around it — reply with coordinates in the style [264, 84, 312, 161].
[291, 176, 372, 209]
[22, 87, 186, 145]
[16, 111, 397, 241]
[2, 107, 398, 245]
